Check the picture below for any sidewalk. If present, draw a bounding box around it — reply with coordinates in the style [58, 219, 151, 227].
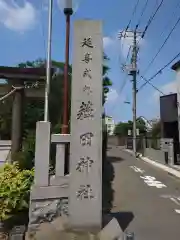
[123, 148, 180, 179]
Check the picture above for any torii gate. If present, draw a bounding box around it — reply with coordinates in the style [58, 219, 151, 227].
[0, 66, 54, 160]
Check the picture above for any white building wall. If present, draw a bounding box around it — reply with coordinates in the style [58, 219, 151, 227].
[105, 117, 115, 135]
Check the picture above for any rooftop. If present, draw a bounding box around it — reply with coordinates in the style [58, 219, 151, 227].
[0, 66, 54, 81]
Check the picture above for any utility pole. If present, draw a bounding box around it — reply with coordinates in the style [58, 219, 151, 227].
[131, 30, 137, 157]
[118, 29, 141, 157]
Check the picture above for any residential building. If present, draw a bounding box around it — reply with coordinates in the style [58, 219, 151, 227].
[105, 116, 115, 135]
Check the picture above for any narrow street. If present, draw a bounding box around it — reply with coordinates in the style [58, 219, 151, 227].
[109, 145, 180, 240]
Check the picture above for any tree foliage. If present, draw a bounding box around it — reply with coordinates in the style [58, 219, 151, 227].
[0, 56, 112, 168]
[0, 56, 112, 138]
[150, 120, 161, 138]
[114, 117, 147, 136]
[0, 162, 34, 221]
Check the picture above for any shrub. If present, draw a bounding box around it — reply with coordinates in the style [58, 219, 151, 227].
[0, 162, 34, 221]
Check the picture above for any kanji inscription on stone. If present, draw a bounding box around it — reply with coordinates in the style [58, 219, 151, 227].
[83, 85, 92, 95]
[76, 156, 94, 173]
[76, 184, 94, 200]
[83, 68, 92, 79]
[80, 132, 94, 146]
[82, 53, 92, 64]
[81, 37, 94, 48]
[77, 101, 94, 120]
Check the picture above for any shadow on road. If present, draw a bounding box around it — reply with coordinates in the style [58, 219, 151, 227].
[103, 156, 115, 214]
[107, 156, 124, 163]
[102, 130, 115, 214]
[103, 211, 134, 231]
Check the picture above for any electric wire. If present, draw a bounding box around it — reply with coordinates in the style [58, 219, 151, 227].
[119, 75, 129, 95]
[136, 0, 149, 29]
[138, 51, 180, 92]
[143, 13, 180, 76]
[159, 0, 180, 39]
[141, 0, 165, 39]
[125, 46, 132, 64]
[125, 0, 141, 33]
[140, 76, 165, 95]
[120, 0, 141, 53]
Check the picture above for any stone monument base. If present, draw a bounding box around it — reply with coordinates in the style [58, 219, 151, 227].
[28, 197, 68, 233]
[28, 175, 69, 235]
[26, 217, 124, 240]
[26, 220, 98, 240]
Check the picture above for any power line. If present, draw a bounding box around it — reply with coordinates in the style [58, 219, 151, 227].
[125, 0, 141, 33]
[120, 0, 141, 52]
[119, 75, 129, 95]
[143, 14, 180, 75]
[136, 0, 149, 29]
[120, 46, 132, 72]
[138, 51, 180, 92]
[125, 46, 132, 63]
[141, 76, 165, 95]
[142, 0, 165, 39]
[159, 0, 180, 39]
[141, 75, 180, 110]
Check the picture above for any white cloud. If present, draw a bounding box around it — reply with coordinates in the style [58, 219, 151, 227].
[120, 30, 144, 58]
[0, 0, 37, 32]
[103, 36, 114, 48]
[106, 88, 119, 103]
[153, 81, 177, 101]
[103, 30, 144, 60]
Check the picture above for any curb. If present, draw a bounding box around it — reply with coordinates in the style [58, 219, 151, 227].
[123, 149, 180, 179]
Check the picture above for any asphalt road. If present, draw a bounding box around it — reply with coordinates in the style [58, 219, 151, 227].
[108, 145, 180, 240]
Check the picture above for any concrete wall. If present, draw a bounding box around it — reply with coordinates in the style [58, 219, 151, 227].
[0, 140, 11, 166]
[108, 136, 126, 146]
[108, 136, 119, 146]
[144, 148, 165, 165]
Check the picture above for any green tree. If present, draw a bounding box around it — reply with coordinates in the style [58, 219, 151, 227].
[150, 120, 161, 138]
[0, 56, 112, 167]
[114, 117, 146, 136]
[103, 54, 112, 103]
[18, 55, 112, 132]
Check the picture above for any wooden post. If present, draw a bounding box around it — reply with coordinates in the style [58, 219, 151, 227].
[11, 81, 24, 160]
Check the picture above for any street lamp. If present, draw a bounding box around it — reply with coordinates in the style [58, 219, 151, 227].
[58, 0, 80, 133]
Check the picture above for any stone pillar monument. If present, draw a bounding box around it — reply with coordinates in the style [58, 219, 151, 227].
[69, 20, 103, 231]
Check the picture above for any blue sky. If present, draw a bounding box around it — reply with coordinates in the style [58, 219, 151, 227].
[0, 0, 180, 123]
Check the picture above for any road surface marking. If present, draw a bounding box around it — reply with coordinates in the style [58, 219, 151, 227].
[140, 175, 167, 188]
[130, 166, 145, 173]
[170, 197, 180, 206]
[161, 195, 180, 210]
[175, 209, 180, 214]
[130, 166, 167, 188]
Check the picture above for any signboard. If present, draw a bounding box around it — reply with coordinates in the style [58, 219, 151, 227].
[69, 20, 102, 229]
